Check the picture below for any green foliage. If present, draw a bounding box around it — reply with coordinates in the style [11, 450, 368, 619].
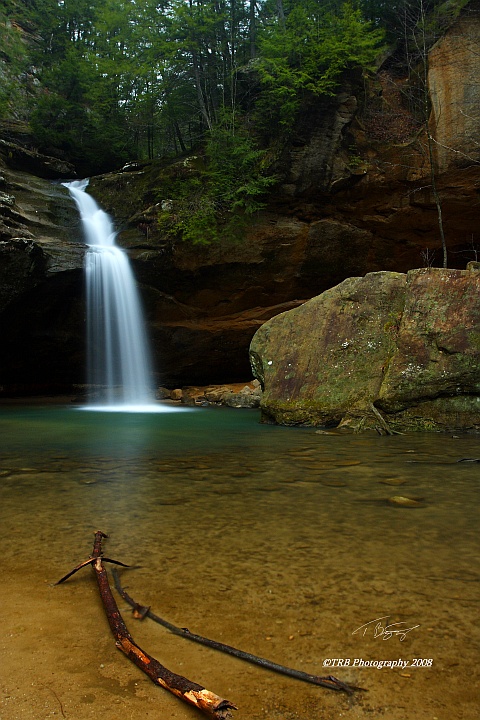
[206, 115, 277, 215]
[3, 0, 460, 244]
[0, 8, 29, 119]
[256, 1, 385, 127]
[29, 48, 130, 173]
[5, 0, 387, 174]
[156, 164, 219, 245]
[359, 0, 470, 44]
[156, 115, 277, 244]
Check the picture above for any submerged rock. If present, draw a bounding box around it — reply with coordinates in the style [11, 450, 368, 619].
[250, 267, 480, 433]
[387, 496, 425, 508]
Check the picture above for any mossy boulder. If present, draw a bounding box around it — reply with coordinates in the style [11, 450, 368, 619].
[378, 268, 480, 411]
[250, 268, 480, 432]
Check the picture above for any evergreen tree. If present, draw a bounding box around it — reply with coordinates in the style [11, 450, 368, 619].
[0, 5, 29, 119]
[256, 0, 384, 127]
[3, 0, 413, 241]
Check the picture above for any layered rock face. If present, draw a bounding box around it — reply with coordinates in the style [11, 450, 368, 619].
[428, 2, 480, 173]
[250, 266, 480, 432]
[115, 211, 372, 386]
[82, 2, 480, 389]
[0, 151, 85, 392]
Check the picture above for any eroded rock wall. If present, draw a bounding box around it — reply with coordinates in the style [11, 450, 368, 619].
[0, 156, 85, 392]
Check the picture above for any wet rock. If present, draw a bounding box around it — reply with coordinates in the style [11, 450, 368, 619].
[0, 139, 76, 179]
[387, 496, 425, 508]
[0, 167, 84, 311]
[250, 271, 406, 427]
[378, 269, 480, 413]
[224, 392, 260, 408]
[2, 5, 480, 394]
[203, 385, 234, 403]
[155, 386, 171, 399]
[0, 192, 15, 207]
[173, 382, 261, 408]
[0, 162, 86, 393]
[180, 388, 199, 406]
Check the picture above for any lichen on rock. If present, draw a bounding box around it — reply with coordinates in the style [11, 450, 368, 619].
[249, 267, 480, 432]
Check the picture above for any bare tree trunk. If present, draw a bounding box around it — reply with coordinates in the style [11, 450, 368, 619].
[173, 117, 187, 153]
[416, 0, 448, 267]
[192, 49, 213, 130]
[249, 0, 256, 59]
[419, 0, 447, 268]
[427, 130, 447, 268]
[276, 0, 286, 30]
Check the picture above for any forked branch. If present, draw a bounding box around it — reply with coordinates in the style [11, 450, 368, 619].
[56, 531, 237, 720]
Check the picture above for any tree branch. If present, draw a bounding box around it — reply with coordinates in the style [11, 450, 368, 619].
[57, 532, 237, 720]
[112, 568, 364, 696]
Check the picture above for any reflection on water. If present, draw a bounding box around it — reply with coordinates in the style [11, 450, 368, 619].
[0, 404, 479, 719]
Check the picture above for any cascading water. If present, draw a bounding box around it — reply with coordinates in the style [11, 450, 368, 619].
[65, 179, 157, 411]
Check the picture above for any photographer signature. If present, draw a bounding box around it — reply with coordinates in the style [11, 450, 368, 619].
[352, 616, 420, 641]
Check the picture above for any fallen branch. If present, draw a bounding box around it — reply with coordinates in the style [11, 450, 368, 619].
[370, 404, 404, 436]
[112, 568, 364, 696]
[56, 532, 237, 720]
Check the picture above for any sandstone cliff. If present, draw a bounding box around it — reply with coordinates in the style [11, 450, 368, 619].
[0, 147, 85, 392]
[84, 0, 480, 389]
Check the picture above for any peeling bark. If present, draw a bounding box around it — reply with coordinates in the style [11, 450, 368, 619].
[57, 532, 237, 720]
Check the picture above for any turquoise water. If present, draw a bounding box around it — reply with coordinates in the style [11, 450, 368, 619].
[0, 403, 479, 719]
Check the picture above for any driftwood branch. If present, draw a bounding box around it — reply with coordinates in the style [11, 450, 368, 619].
[112, 568, 364, 696]
[56, 556, 130, 585]
[57, 532, 237, 720]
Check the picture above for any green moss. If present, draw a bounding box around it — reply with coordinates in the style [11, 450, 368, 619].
[89, 171, 150, 224]
[261, 394, 344, 427]
[469, 331, 480, 351]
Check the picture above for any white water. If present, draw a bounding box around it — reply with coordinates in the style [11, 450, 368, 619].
[65, 179, 165, 412]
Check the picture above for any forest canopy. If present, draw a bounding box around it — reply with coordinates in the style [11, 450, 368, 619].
[1, 0, 390, 171]
[1, 1, 468, 242]
[2, 1, 470, 171]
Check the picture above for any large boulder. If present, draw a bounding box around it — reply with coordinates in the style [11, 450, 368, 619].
[249, 267, 480, 432]
[377, 266, 480, 430]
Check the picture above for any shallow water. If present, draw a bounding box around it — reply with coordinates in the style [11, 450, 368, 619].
[1, 404, 478, 720]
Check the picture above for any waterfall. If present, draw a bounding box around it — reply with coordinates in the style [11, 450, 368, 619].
[65, 179, 156, 410]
